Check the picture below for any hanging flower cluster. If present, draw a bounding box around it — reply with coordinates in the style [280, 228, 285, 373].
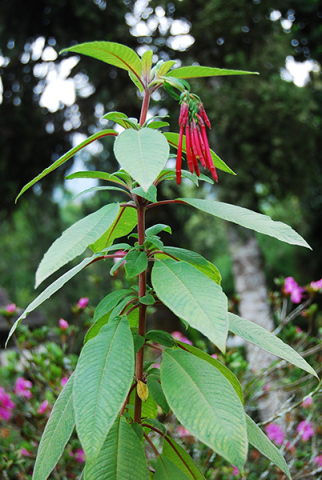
[176, 91, 218, 185]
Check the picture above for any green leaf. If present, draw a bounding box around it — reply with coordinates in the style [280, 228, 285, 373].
[144, 418, 166, 435]
[140, 294, 156, 305]
[166, 66, 259, 79]
[162, 76, 190, 92]
[90, 206, 137, 252]
[66, 170, 128, 187]
[161, 349, 247, 469]
[158, 61, 177, 77]
[61, 41, 143, 85]
[132, 184, 157, 203]
[152, 259, 228, 353]
[72, 186, 129, 201]
[164, 132, 235, 175]
[36, 204, 119, 288]
[229, 313, 317, 377]
[246, 415, 291, 479]
[146, 224, 172, 237]
[114, 128, 169, 192]
[125, 251, 148, 277]
[146, 330, 176, 348]
[176, 341, 243, 404]
[141, 50, 153, 81]
[129, 70, 144, 92]
[6, 253, 102, 345]
[16, 130, 118, 202]
[74, 317, 134, 461]
[33, 376, 75, 480]
[127, 307, 139, 328]
[193, 261, 221, 285]
[146, 235, 164, 250]
[147, 121, 170, 130]
[163, 436, 205, 480]
[154, 455, 191, 480]
[182, 198, 311, 249]
[132, 421, 144, 441]
[94, 289, 133, 322]
[84, 416, 149, 480]
[147, 375, 170, 415]
[102, 111, 139, 130]
[129, 386, 158, 420]
[157, 168, 214, 186]
[133, 333, 145, 354]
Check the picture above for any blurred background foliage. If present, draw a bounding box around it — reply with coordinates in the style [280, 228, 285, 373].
[0, 0, 321, 327]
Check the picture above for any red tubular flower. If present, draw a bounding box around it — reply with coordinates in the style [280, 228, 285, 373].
[185, 124, 194, 173]
[176, 126, 184, 185]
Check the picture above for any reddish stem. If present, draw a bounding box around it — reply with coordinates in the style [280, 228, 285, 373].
[143, 432, 160, 456]
[146, 199, 186, 210]
[139, 89, 151, 126]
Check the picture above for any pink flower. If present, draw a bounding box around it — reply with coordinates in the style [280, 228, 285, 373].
[38, 400, 49, 414]
[59, 318, 69, 330]
[295, 327, 302, 334]
[74, 449, 85, 463]
[301, 397, 313, 408]
[171, 331, 193, 345]
[113, 250, 127, 265]
[151, 363, 160, 370]
[310, 279, 322, 291]
[177, 425, 191, 438]
[232, 466, 240, 477]
[265, 423, 285, 445]
[14, 377, 32, 399]
[314, 455, 322, 467]
[211, 353, 218, 360]
[21, 447, 32, 457]
[284, 277, 305, 303]
[77, 297, 89, 309]
[0, 387, 15, 421]
[263, 384, 271, 392]
[296, 420, 314, 441]
[6, 303, 16, 313]
[60, 377, 69, 387]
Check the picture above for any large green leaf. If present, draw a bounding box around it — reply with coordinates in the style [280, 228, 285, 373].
[161, 349, 247, 469]
[84, 416, 149, 480]
[229, 313, 317, 377]
[154, 455, 191, 480]
[152, 259, 228, 353]
[182, 199, 311, 249]
[125, 251, 148, 277]
[165, 66, 258, 79]
[66, 170, 127, 187]
[176, 341, 243, 404]
[164, 132, 235, 175]
[93, 289, 133, 322]
[246, 415, 290, 479]
[35, 204, 119, 288]
[61, 41, 143, 85]
[147, 375, 170, 414]
[90, 206, 137, 252]
[114, 128, 169, 192]
[74, 317, 134, 461]
[16, 130, 117, 202]
[6, 253, 103, 345]
[163, 436, 205, 480]
[33, 376, 75, 480]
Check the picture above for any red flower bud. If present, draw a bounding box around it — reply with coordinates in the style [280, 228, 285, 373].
[176, 126, 184, 185]
[185, 125, 194, 174]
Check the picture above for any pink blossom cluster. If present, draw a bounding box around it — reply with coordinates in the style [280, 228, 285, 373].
[284, 277, 305, 303]
[296, 420, 314, 441]
[69, 448, 85, 463]
[6, 303, 16, 313]
[14, 377, 32, 399]
[38, 399, 49, 415]
[77, 297, 89, 309]
[0, 387, 15, 421]
[265, 423, 285, 445]
[310, 278, 322, 291]
[171, 331, 192, 345]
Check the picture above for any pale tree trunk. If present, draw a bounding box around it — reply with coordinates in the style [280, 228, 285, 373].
[227, 225, 288, 422]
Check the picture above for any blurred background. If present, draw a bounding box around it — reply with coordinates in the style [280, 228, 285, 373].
[0, 0, 321, 336]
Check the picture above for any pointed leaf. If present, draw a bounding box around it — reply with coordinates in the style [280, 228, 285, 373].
[147, 121, 170, 130]
[246, 415, 291, 479]
[158, 61, 177, 77]
[163, 436, 205, 480]
[176, 341, 243, 403]
[16, 130, 117, 202]
[142, 50, 153, 81]
[72, 186, 130, 200]
[152, 259, 228, 353]
[154, 455, 191, 480]
[6, 253, 102, 345]
[61, 41, 143, 85]
[90, 206, 137, 252]
[161, 349, 247, 469]
[129, 70, 144, 92]
[133, 333, 146, 354]
[140, 294, 156, 305]
[102, 111, 139, 130]
[157, 168, 213, 186]
[114, 128, 169, 192]
[182, 198, 311, 249]
[147, 375, 170, 415]
[166, 66, 259, 79]
[36, 204, 119, 288]
[229, 313, 317, 377]
[74, 317, 134, 461]
[94, 289, 133, 322]
[164, 132, 235, 175]
[33, 376, 75, 480]
[146, 224, 172, 237]
[84, 416, 149, 480]
[146, 330, 176, 348]
[66, 170, 127, 187]
[125, 251, 148, 277]
[132, 184, 157, 203]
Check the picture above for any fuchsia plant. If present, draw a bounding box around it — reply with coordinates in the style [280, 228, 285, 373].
[7, 42, 319, 479]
